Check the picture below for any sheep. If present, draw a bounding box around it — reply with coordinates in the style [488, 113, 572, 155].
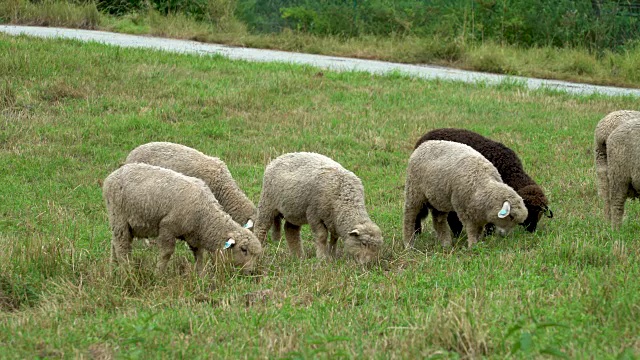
[404, 140, 528, 248]
[594, 110, 640, 222]
[414, 128, 552, 236]
[102, 163, 262, 275]
[601, 118, 640, 230]
[125, 142, 256, 230]
[253, 152, 383, 264]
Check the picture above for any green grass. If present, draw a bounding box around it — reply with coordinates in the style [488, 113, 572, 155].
[2, 0, 640, 89]
[1, 33, 640, 358]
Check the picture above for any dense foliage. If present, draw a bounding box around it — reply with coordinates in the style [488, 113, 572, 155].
[88, 0, 640, 51]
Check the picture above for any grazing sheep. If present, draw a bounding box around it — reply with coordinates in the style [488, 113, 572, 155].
[253, 152, 383, 264]
[103, 163, 262, 275]
[125, 142, 256, 229]
[594, 110, 640, 221]
[602, 118, 640, 230]
[414, 128, 552, 236]
[404, 140, 528, 248]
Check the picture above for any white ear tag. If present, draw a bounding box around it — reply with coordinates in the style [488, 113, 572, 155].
[244, 219, 254, 229]
[498, 201, 511, 218]
[224, 238, 236, 249]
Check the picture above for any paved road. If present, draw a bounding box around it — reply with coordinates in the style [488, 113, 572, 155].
[2, 25, 640, 97]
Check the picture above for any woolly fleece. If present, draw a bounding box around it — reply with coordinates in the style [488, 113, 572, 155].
[125, 142, 256, 228]
[103, 163, 262, 274]
[404, 140, 528, 248]
[414, 128, 551, 234]
[594, 110, 640, 222]
[253, 152, 382, 264]
[602, 118, 640, 229]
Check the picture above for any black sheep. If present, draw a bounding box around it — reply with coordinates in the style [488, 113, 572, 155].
[414, 128, 552, 236]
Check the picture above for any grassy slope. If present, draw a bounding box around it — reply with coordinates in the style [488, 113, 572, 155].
[0, 34, 639, 358]
[2, 0, 640, 89]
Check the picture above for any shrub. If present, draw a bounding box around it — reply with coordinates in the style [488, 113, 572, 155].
[0, 0, 100, 29]
[466, 44, 510, 74]
[235, 0, 640, 51]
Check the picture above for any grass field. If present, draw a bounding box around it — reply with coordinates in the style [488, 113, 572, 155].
[1, 34, 639, 358]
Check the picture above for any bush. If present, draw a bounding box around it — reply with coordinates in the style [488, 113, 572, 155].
[0, 0, 100, 28]
[95, 0, 147, 16]
[95, 0, 230, 21]
[235, 0, 640, 51]
[466, 44, 510, 74]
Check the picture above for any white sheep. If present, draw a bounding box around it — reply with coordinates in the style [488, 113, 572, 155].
[103, 163, 262, 275]
[125, 142, 256, 229]
[404, 140, 528, 248]
[594, 110, 640, 221]
[253, 152, 383, 264]
[602, 118, 640, 230]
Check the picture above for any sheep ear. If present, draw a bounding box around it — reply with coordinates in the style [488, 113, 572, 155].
[498, 201, 511, 218]
[544, 206, 553, 219]
[349, 229, 360, 236]
[243, 219, 254, 229]
[224, 238, 236, 249]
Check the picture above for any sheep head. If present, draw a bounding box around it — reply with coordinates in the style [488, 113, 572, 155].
[517, 184, 552, 233]
[224, 228, 263, 274]
[490, 194, 528, 236]
[344, 222, 383, 264]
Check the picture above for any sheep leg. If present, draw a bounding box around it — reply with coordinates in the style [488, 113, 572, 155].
[595, 149, 609, 219]
[609, 177, 629, 230]
[599, 168, 611, 221]
[272, 214, 282, 243]
[155, 228, 177, 274]
[414, 205, 429, 235]
[431, 210, 452, 248]
[110, 221, 133, 264]
[284, 221, 303, 258]
[253, 207, 275, 245]
[309, 220, 330, 259]
[464, 223, 484, 248]
[189, 245, 206, 275]
[328, 232, 339, 256]
[446, 212, 464, 238]
[403, 187, 424, 249]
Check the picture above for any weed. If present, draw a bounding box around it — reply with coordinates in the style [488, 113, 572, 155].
[502, 318, 569, 358]
[0, 81, 16, 109]
[466, 44, 510, 74]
